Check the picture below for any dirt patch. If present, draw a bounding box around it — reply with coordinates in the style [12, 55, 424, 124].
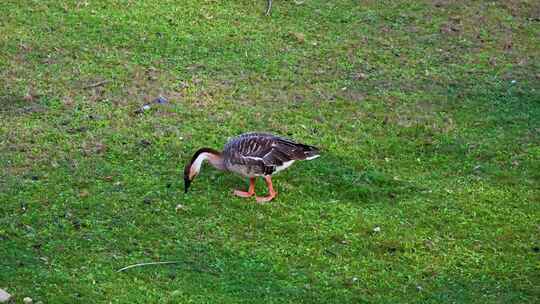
[382, 101, 456, 135]
[82, 141, 107, 156]
[432, 0, 465, 9]
[0, 95, 49, 116]
[498, 0, 540, 20]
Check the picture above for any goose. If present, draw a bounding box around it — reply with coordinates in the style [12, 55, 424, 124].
[184, 132, 320, 202]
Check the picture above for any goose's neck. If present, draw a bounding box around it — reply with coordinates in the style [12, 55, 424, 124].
[192, 151, 225, 173]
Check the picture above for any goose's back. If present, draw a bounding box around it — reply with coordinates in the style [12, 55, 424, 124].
[222, 132, 318, 177]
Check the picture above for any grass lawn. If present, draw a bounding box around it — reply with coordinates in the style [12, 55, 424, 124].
[1, 0, 539, 303]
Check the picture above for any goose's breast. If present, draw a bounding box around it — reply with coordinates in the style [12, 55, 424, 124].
[225, 162, 264, 177]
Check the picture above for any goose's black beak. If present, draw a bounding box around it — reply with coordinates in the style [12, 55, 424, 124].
[184, 176, 191, 193]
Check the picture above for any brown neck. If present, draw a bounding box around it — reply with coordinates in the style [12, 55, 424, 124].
[206, 152, 226, 171]
[187, 148, 225, 175]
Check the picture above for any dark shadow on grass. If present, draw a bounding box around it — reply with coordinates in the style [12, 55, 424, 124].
[425, 274, 540, 304]
[208, 152, 422, 206]
[294, 153, 421, 205]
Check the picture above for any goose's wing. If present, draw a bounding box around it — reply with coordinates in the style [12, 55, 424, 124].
[223, 133, 277, 175]
[224, 133, 319, 173]
[263, 135, 319, 163]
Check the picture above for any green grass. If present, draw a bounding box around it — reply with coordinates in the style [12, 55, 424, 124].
[1, 0, 539, 303]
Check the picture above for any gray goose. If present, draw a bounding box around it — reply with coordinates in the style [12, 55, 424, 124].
[184, 132, 320, 202]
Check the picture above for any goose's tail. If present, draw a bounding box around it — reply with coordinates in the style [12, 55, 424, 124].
[300, 144, 320, 160]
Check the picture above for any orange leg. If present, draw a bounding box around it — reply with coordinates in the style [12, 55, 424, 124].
[234, 177, 256, 198]
[256, 175, 277, 203]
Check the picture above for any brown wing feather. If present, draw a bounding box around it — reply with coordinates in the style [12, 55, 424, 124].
[223, 133, 275, 175]
[265, 134, 319, 162]
[223, 133, 319, 175]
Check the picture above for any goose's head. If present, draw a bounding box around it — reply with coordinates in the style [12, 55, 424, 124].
[183, 164, 193, 193]
[184, 148, 224, 193]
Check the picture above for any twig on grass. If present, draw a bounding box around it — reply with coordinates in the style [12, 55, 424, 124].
[266, 0, 272, 16]
[83, 80, 109, 89]
[117, 261, 182, 272]
[117, 260, 221, 276]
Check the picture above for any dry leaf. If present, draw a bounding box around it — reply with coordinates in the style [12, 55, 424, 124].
[289, 32, 305, 43]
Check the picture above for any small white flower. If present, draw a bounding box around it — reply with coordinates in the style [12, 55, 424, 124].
[373, 226, 381, 232]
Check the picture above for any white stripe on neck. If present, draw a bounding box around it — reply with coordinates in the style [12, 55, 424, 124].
[192, 152, 211, 174]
